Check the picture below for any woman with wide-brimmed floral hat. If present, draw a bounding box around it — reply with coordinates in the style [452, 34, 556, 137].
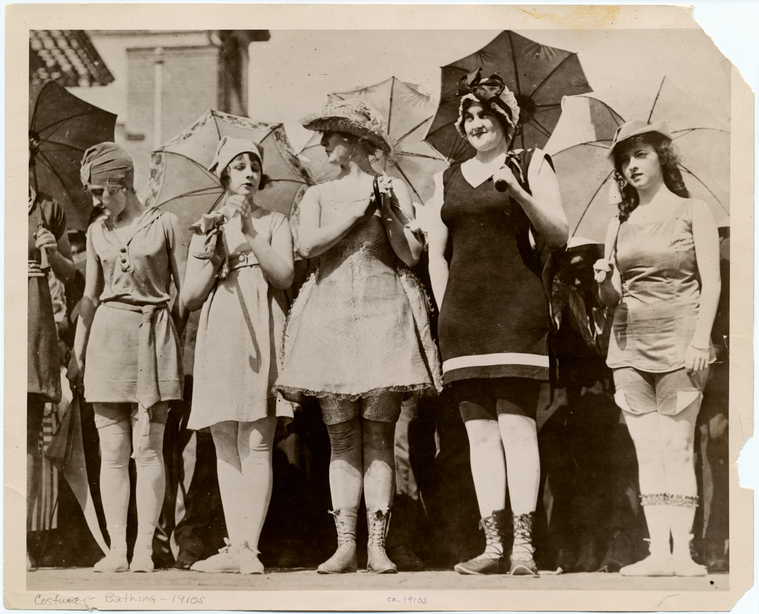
[426, 71, 568, 576]
[274, 99, 442, 574]
[594, 120, 720, 577]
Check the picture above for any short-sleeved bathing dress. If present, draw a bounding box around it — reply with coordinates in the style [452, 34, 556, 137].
[188, 210, 293, 430]
[274, 182, 442, 402]
[84, 208, 183, 404]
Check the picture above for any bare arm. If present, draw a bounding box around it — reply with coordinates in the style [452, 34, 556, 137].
[379, 178, 423, 267]
[73, 234, 104, 373]
[685, 200, 721, 372]
[237, 206, 294, 290]
[426, 173, 449, 311]
[494, 150, 568, 248]
[181, 233, 223, 312]
[36, 228, 76, 283]
[165, 213, 189, 337]
[594, 217, 622, 308]
[295, 185, 374, 259]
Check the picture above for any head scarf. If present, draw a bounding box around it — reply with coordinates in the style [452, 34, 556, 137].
[208, 136, 264, 178]
[80, 142, 134, 189]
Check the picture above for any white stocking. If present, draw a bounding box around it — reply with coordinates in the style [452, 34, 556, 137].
[132, 404, 167, 554]
[212, 417, 275, 551]
[95, 407, 131, 553]
[498, 414, 540, 515]
[464, 419, 507, 517]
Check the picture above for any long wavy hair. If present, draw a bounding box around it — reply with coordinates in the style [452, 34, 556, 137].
[613, 132, 689, 222]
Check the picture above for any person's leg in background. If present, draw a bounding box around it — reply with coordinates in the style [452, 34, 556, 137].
[385, 397, 425, 570]
[27, 394, 46, 569]
[598, 406, 645, 572]
[697, 360, 729, 572]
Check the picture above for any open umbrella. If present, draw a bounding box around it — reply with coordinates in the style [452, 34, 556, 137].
[425, 30, 592, 163]
[29, 81, 117, 231]
[297, 77, 448, 205]
[546, 77, 730, 243]
[145, 109, 312, 251]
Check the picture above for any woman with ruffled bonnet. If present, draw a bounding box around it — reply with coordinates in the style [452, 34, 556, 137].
[74, 143, 186, 573]
[426, 71, 568, 576]
[182, 136, 294, 574]
[274, 99, 442, 574]
[593, 120, 720, 577]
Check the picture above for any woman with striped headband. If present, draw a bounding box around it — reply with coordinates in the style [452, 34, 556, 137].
[73, 143, 186, 573]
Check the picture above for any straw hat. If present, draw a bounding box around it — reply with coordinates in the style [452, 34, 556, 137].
[301, 99, 392, 154]
[607, 120, 673, 160]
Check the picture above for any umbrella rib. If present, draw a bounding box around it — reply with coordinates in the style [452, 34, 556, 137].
[679, 164, 729, 215]
[387, 78, 395, 135]
[394, 151, 446, 162]
[572, 169, 614, 237]
[395, 117, 433, 146]
[529, 116, 554, 139]
[388, 159, 424, 204]
[36, 112, 111, 137]
[647, 76, 667, 124]
[673, 127, 731, 137]
[40, 140, 90, 154]
[508, 31, 523, 96]
[530, 53, 578, 99]
[35, 150, 70, 193]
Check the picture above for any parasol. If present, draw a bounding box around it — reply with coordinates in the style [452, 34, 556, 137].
[425, 30, 593, 163]
[546, 78, 730, 243]
[297, 77, 448, 205]
[29, 81, 117, 231]
[145, 109, 313, 251]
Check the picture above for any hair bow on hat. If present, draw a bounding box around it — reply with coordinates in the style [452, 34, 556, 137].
[458, 69, 506, 103]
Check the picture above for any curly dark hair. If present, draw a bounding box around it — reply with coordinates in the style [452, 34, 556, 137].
[613, 132, 689, 222]
[219, 153, 270, 192]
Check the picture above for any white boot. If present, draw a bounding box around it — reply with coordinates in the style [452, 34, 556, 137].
[620, 501, 673, 577]
[669, 498, 707, 577]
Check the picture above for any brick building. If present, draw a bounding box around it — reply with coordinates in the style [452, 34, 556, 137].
[69, 30, 270, 197]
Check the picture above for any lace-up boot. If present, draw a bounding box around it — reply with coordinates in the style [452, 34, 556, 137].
[317, 509, 358, 574]
[510, 513, 538, 576]
[454, 510, 508, 575]
[366, 508, 397, 574]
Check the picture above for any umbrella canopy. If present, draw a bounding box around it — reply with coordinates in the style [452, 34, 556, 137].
[425, 30, 592, 163]
[297, 77, 448, 205]
[145, 109, 312, 251]
[547, 78, 730, 243]
[29, 81, 117, 231]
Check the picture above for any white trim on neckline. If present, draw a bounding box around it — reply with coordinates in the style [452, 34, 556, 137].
[460, 152, 508, 188]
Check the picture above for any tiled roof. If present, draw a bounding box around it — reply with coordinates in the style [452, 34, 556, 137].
[30, 30, 114, 87]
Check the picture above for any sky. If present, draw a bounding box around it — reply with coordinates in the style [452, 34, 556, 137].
[247, 27, 732, 149]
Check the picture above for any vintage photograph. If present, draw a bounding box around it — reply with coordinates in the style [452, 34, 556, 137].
[6, 3, 755, 612]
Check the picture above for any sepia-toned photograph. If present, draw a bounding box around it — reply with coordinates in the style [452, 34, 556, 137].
[6, 3, 755, 612]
